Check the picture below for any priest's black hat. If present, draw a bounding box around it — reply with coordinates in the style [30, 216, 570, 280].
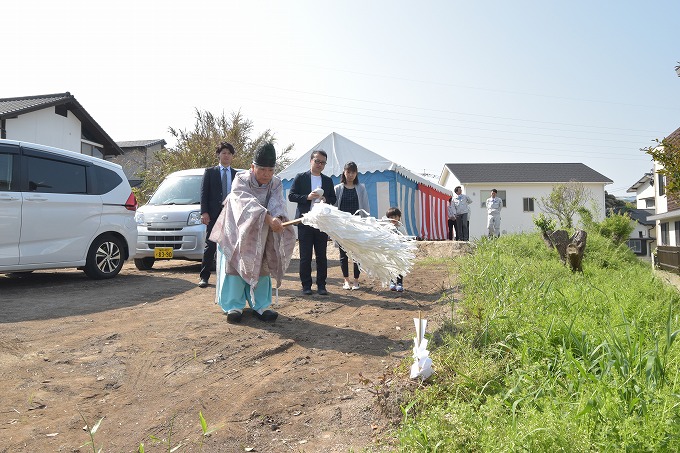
[253, 142, 276, 167]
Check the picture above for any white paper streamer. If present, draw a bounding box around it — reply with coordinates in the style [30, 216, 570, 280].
[299, 202, 416, 286]
[410, 316, 433, 380]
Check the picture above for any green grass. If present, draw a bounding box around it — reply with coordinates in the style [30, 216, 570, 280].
[395, 233, 680, 452]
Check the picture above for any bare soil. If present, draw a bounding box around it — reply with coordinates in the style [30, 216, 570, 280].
[0, 242, 468, 452]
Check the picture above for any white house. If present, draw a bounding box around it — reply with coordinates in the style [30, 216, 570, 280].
[439, 163, 612, 239]
[0, 92, 122, 158]
[627, 172, 655, 210]
[647, 126, 680, 248]
[625, 172, 656, 256]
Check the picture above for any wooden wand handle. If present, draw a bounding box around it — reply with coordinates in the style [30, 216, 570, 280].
[281, 218, 303, 227]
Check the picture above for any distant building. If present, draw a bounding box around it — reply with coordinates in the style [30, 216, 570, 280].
[648, 126, 680, 248]
[0, 92, 122, 158]
[439, 163, 612, 239]
[627, 172, 655, 210]
[110, 139, 167, 187]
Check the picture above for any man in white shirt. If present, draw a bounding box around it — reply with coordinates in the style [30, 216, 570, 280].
[485, 189, 503, 238]
[453, 186, 473, 241]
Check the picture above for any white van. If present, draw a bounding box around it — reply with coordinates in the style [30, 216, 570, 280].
[134, 168, 208, 270]
[0, 140, 138, 279]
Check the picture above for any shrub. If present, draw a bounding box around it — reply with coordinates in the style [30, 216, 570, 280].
[533, 213, 556, 233]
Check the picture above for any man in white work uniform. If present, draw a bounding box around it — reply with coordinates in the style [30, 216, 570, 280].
[485, 189, 503, 238]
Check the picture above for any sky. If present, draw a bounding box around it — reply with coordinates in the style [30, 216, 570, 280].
[4, 0, 680, 197]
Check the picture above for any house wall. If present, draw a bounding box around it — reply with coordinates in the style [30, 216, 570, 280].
[441, 175, 607, 239]
[5, 108, 81, 152]
[651, 160, 680, 247]
[634, 180, 655, 209]
[109, 143, 163, 180]
[654, 161, 668, 214]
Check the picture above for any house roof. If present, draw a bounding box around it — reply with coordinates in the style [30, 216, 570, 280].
[443, 163, 612, 184]
[0, 92, 123, 156]
[116, 139, 167, 148]
[666, 125, 680, 146]
[618, 208, 655, 225]
[627, 172, 653, 193]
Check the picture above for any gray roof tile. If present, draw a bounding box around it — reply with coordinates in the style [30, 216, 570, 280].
[116, 139, 166, 148]
[444, 163, 612, 184]
[0, 93, 72, 116]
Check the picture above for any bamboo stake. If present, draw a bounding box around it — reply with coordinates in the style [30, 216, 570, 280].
[281, 218, 303, 227]
[417, 310, 422, 348]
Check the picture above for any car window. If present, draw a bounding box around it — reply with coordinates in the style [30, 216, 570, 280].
[0, 144, 19, 191]
[92, 165, 123, 194]
[0, 154, 15, 191]
[148, 175, 202, 205]
[26, 155, 87, 194]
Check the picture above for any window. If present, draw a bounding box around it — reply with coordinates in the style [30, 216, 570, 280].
[661, 222, 670, 246]
[0, 144, 20, 191]
[26, 156, 87, 194]
[658, 173, 666, 196]
[676, 221, 680, 246]
[92, 166, 123, 195]
[0, 154, 14, 191]
[480, 190, 507, 208]
[627, 239, 642, 253]
[81, 142, 103, 159]
[523, 197, 535, 212]
[645, 198, 655, 208]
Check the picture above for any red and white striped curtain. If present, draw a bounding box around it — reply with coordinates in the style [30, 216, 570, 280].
[417, 184, 449, 240]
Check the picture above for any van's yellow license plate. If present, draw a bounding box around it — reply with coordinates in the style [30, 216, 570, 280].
[154, 247, 174, 259]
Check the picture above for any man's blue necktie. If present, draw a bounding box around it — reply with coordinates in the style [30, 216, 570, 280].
[221, 167, 228, 200]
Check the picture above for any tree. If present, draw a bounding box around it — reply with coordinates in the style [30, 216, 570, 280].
[537, 181, 592, 229]
[643, 137, 680, 199]
[604, 190, 631, 211]
[135, 109, 294, 204]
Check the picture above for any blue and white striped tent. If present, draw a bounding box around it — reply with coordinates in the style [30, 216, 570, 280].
[277, 132, 452, 240]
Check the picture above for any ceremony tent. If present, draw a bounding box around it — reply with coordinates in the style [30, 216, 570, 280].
[277, 132, 453, 240]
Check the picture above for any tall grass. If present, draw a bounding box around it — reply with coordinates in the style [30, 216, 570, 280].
[397, 233, 680, 451]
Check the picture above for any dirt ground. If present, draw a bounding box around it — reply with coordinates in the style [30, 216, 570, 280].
[0, 242, 469, 453]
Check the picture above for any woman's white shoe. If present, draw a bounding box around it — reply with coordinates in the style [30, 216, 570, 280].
[342, 282, 351, 290]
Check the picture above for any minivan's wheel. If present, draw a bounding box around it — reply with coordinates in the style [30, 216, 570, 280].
[83, 234, 125, 279]
[134, 257, 155, 270]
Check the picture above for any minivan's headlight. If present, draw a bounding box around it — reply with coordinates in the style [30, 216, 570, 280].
[135, 212, 145, 224]
[188, 211, 202, 226]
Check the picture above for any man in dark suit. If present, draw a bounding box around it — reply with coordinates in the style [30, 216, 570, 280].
[198, 142, 237, 288]
[288, 150, 337, 295]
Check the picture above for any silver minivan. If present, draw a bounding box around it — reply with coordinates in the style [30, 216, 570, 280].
[134, 168, 208, 270]
[0, 139, 138, 279]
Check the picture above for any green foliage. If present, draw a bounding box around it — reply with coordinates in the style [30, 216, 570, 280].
[577, 206, 595, 230]
[532, 212, 556, 233]
[643, 137, 680, 198]
[537, 181, 592, 229]
[79, 412, 104, 453]
[198, 411, 219, 450]
[597, 209, 635, 245]
[134, 109, 293, 204]
[579, 207, 635, 245]
[396, 233, 680, 451]
[605, 190, 631, 210]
